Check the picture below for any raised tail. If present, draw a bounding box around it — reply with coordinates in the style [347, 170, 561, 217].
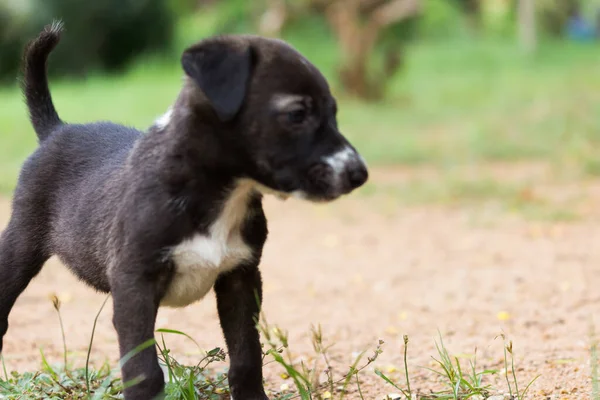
[21, 21, 64, 142]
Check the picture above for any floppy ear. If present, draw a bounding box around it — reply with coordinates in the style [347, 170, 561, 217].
[181, 40, 252, 121]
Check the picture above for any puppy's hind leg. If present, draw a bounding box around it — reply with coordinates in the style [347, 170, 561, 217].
[0, 217, 50, 354]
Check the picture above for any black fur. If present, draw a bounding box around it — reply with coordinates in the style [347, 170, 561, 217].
[21, 21, 64, 141]
[0, 22, 368, 400]
[182, 40, 253, 121]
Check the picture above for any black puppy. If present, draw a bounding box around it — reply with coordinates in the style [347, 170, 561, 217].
[0, 22, 368, 399]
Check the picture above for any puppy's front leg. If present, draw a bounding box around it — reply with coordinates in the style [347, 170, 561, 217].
[214, 264, 268, 400]
[110, 266, 167, 400]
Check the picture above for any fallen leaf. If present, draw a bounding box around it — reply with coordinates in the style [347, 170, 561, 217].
[497, 311, 511, 321]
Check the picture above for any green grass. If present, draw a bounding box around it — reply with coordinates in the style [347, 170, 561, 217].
[421, 333, 495, 399]
[0, 295, 547, 399]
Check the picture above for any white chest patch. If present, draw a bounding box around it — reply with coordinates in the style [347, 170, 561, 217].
[160, 182, 255, 308]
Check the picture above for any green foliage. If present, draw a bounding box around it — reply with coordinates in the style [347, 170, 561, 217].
[0, 1, 36, 84]
[0, 294, 582, 399]
[415, 0, 473, 40]
[0, 0, 175, 82]
[537, 0, 580, 37]
[257, 311, 385, 400]
[278, 12, 340, 82]
[500, 335, 540, 400]
[375, 335, 412, 399]
[424, 333, 496, 399]
[0, 361, 124, 399]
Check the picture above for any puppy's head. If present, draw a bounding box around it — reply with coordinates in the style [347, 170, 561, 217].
[181, 35, 368, 202]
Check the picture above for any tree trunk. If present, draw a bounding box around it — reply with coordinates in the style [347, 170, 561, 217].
[518, 0, 537, 53]
[258, 0, 288, 37]
[325, 0, 420, 100]
[464, 0, 481, 31]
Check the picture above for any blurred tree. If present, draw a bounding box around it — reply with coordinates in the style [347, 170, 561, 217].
[415, 0, 471, 39]
[258, 0, 288, 37]
[321, 0, 421, 100]
[0, 0, 37, 84]
[258, 0, 420, 100]
[449, 0, 481, 30]
[36, 0, 175, 76]
[257, 0, 320, 37]
[168, 0, 201, 15]
[0, 0, 175, 82]
[536, 0, 579, 37]
[481, 0, 514, 36]
[518, 0, 537, 52]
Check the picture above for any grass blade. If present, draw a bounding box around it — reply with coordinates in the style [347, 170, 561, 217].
[520, 374, 540, 400]
[375, 369, 403, 391]
[591, 322, 599, 400]
[375, 370, 411, 398]
[119, 338, 157, 368]
[39, 347, 58, 380]
[403, 335, 412, 398]
[267, 349, 311, 399]
[86, 294, 110, 397]
[502, 338, 513, 397]
[510, 346, 520, 397]
[51, 294, 68, 370]
[1, 353, 8, 382]
[340, 351, 364, 400]
[155, 328, 202, 351]
[355, 373, 364, 400]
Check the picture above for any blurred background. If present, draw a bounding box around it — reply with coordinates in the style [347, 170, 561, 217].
[1, 3, 600, 396]
[1, 0, 600, 207]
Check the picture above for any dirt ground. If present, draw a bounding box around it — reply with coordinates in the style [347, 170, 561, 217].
[1, 165, 599, 399]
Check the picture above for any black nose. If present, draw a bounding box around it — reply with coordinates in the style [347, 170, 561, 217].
[347, 163, 368, 189]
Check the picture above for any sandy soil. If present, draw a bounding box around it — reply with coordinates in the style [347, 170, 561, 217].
[1, 166, 599, 399]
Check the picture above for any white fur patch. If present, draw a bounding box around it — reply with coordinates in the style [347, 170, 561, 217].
[154, 108, 173, 130]
[161, 181, 255, 308]
[271, 94, 305, 110]
[322, 146, 356, 175]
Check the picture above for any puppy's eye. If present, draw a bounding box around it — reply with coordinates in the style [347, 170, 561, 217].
[287, 109, 307, 124]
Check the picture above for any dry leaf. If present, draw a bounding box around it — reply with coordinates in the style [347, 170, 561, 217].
[496, 311, 511, 321]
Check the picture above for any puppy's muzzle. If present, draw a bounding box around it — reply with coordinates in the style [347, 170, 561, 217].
[305, 146, 368, 200]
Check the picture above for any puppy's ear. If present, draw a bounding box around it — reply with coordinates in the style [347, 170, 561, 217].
[181, 40, 252, 121]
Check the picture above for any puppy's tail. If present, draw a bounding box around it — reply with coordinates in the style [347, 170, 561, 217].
[21, 21, 64, 142]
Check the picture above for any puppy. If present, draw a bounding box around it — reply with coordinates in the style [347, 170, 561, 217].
[0, 22, 368, 400]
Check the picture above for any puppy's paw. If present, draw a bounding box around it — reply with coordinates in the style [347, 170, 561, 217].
[231, 395, 269, 400]
[230, 389, 269, 400]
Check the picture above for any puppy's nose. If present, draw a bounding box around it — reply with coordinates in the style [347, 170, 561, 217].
[346, 161, 368, 190]
[348, 163, 368, 189]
